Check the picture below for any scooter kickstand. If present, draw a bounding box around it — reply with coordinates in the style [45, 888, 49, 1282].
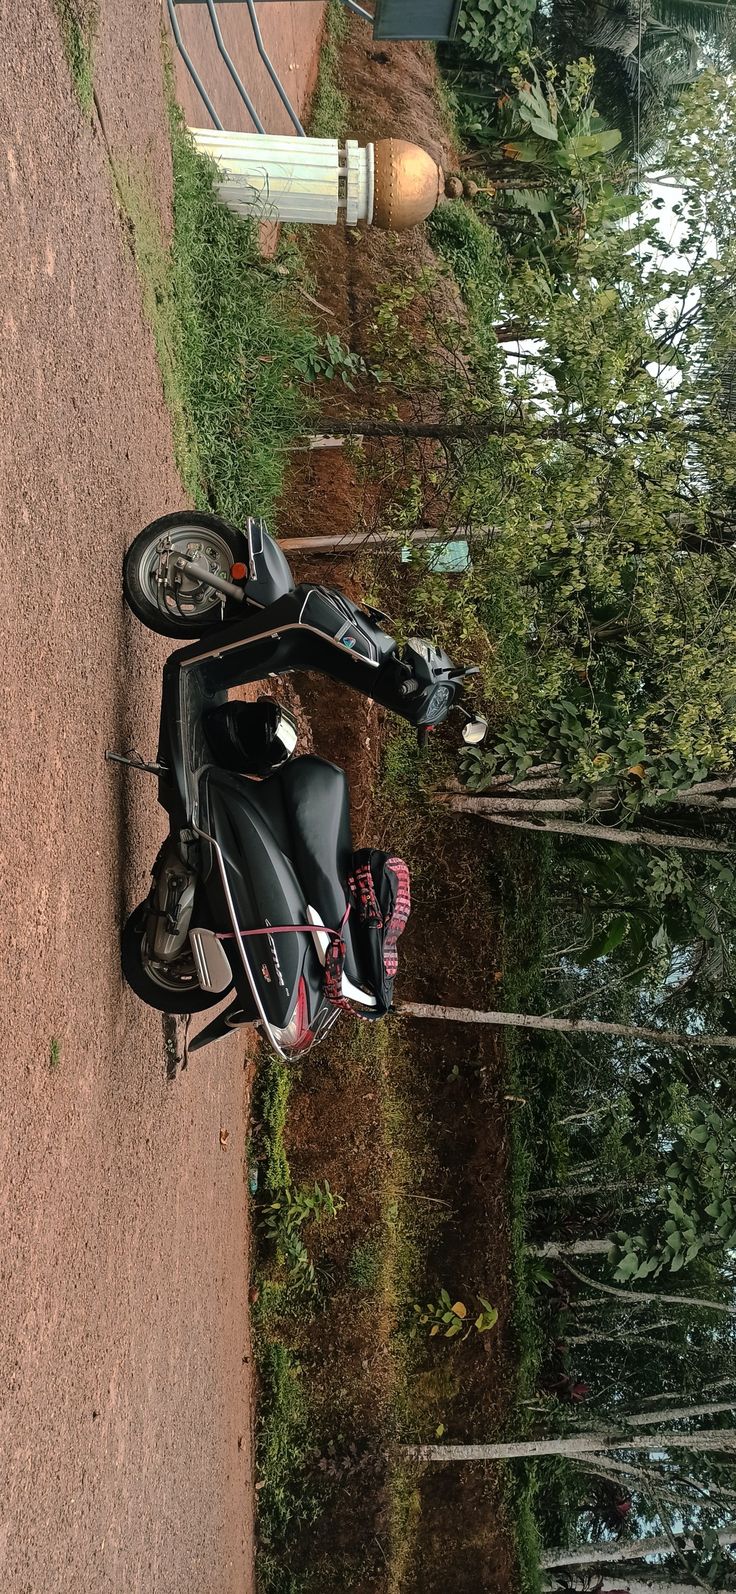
[105, 749, 168, 777]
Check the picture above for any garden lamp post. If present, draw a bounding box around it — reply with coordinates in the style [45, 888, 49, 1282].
[189, 129, 446, 229]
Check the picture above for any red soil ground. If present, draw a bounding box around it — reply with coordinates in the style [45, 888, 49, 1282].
[0, 3, 322, 1590]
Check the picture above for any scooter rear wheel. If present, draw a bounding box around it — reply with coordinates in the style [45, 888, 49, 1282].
[122, 902, 230, 1014]
[123, 510, 252, 639]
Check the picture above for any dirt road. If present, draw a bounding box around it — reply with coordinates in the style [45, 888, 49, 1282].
[0, 1, 319, 1587]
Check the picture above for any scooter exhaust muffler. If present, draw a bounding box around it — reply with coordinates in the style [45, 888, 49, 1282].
[148, 842, 197, 962]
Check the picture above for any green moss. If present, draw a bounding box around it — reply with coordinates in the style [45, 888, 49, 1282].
[309, 0, 350, 138]
[53, 0, 95, 118]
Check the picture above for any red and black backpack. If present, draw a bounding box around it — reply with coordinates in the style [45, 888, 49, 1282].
[324, 849, 411, 1017]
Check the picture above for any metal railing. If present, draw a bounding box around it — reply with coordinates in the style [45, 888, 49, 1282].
[168, 0, 373, 135]
[168, 1, 459, 136]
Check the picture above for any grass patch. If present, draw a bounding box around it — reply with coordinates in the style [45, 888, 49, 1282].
[510, 1472, 544, 1594]
[386, 1461, 423, 1593]
[337, 1019, 431, 1402]
[254, 1053, 293, 1198]
[347, 1237, 382, 1291]
[251, 1013, 434, 1588]
[110, 156, 196, 488]
[253, 1058, 316, 1592]
[308, 0, 350, 138]
[53, 0, 95, 117]
[112, 95, 317, 521]
[168, 112, 315, 518]
[256, 1340, 315, 1580]
[49, 1037, 62, 1072]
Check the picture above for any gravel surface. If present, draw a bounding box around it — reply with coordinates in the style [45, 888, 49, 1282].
[0, 1, 333, 1585]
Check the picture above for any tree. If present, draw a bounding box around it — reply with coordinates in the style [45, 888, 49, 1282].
[550, 1260, 736, 1316]
[438, 806, 735, 854]
[540, 1525, 736, 1568]
[397, 1001, 736, 1052]
[541, 0, 736, 151]
[434, 795, 736, 1014]
[544, 1584, 734, 1594]
[323, 75, 736, 799]
[403, 1426, 736, 1461]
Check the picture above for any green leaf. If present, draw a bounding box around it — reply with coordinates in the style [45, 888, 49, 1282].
[529, 115, 559, 142]
[579, 915, 630, 963]
[566, 129, 622, 159]
[614, 1251, 640, 1281]
[509, 189, 556, 216]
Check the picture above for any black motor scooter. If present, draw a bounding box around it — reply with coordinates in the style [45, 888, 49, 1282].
[116, 510, 486, 1056]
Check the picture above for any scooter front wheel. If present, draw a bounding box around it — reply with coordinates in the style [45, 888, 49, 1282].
[121, 902, 231, 1014]
[123, 510, 252, 639]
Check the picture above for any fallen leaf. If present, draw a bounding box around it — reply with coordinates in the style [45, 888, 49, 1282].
[220, 1128, 230, 1149]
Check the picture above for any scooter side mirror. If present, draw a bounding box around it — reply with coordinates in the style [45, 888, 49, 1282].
[461, 717, 489, 746]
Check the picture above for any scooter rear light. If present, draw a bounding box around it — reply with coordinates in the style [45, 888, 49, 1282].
[269, 977, 313, 1055]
